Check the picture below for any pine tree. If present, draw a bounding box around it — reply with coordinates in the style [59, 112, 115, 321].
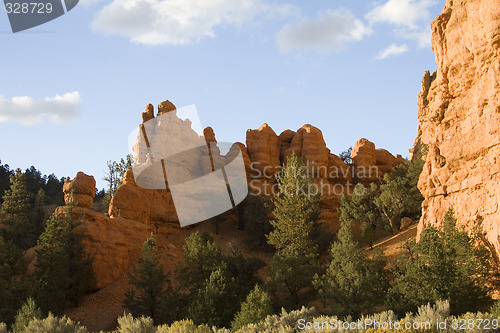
[374, 159, 424, 233]
[175, 232, 224, 294]
[313, 221, 388, 318]
[0, 236, 29, 326]
[188, 268, 235, 328]
[175, 232, 264, 327]
[33, 189, 46, 239]
[124, 233, 173, 324]
[267, 151, 320, 307]
[231, 285, 273, 331]
[387, 208, 492, 315]
[34, 204, 94, 315]
[1, 169, 35, 250]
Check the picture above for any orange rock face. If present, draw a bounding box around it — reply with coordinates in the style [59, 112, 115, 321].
[63, 172, 96, 209]
[415, 0, 500, 255]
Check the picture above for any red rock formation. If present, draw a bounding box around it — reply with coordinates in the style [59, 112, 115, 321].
[66, 100, 404, 289]
[414, 0, 500, 255]
[63, 172, 95, 209]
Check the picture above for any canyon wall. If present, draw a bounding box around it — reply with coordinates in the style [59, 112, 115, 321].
[415, 0, 500, 255]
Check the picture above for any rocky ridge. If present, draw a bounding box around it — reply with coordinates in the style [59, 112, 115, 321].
[60, 100, 403, 289]
[414, 0, 500, 255]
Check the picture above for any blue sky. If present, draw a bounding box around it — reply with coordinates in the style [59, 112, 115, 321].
[0, 0, 444, 190]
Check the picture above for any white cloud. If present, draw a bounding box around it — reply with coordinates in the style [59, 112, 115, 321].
[0, 92, 81, 125]
[375, 43, 408, 60]
[397, 27, 432, 48]
[277, 9, 372, 54]
[91, 0, 298, 45]
[365, 0, 437, 29]
[365, 0, 437, 49]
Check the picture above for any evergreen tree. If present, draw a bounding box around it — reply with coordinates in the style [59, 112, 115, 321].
[34, 204, 94, 315]
[32, 189, 46, 239]
[313, 221, 388, 318]
[175, 232, 263, 327]
[23, 166, 45, 200]
[240, 191, 273, 248]
[1, 169, 35, 250]
[338, 157, 424, 236]
[44, 174, 64, 206]
[187, 268, 235, 328]
[11, 298, 41, 333]
[124, 233, 173, 324]
[0, 160, 13, 204]
[374, 159, 424, 233]
[0, 236, 29, 326]
[338, 183, 380, 247]
[267, 151, 320, 307]
[175, 232, 224, 294]
[387, 209, 492, 315]
[231, 285, 273, 331]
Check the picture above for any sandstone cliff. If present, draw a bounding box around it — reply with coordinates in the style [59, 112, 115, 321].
[415, 0, 500, 255]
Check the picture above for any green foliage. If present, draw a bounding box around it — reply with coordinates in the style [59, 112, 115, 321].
[240, 192, 273, 249]
[239, 306, 316, 333]
[490, 300, 500, 318]
[124, 233, 173, 324]
[267, 152, 320, 307]
[313, 221, 388, 318]
[0, 236, 29, 326]
[338, 183, 380, 246]
[338, 157, 424, 237]
[231, 285, 273, 331]
[21, 313, 87, 333]
[374, 159, 424, 233]
[104, 154, 134, 197]
[188, 268, 235, 328]
[0, 160, 13, 204]
[115, 313, 155, 333]
[175, 232, 224, 294]
[33, 189, 47, 239]
[175, 232, 263, 328]
[34, 205, 95, 316]
[0, 323, 6, 333]
[1, 169, 35, 250]
[0, 161, 63, 206]
[155, 319, 213, 333]
[12, 298, 42, 333]
[387, 209, 492, 316]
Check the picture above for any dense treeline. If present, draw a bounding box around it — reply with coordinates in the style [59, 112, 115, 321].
[0, 160, 65, 206]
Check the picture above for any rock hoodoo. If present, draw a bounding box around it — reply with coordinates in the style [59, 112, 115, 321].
[414, 0, 500, 254]
[63, 172, 96, 209]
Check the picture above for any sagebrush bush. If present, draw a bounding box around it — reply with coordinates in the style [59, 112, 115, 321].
[21, 313, 87, 333]
[11, 298, 42, 333]
[115, 314, 155, 333]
